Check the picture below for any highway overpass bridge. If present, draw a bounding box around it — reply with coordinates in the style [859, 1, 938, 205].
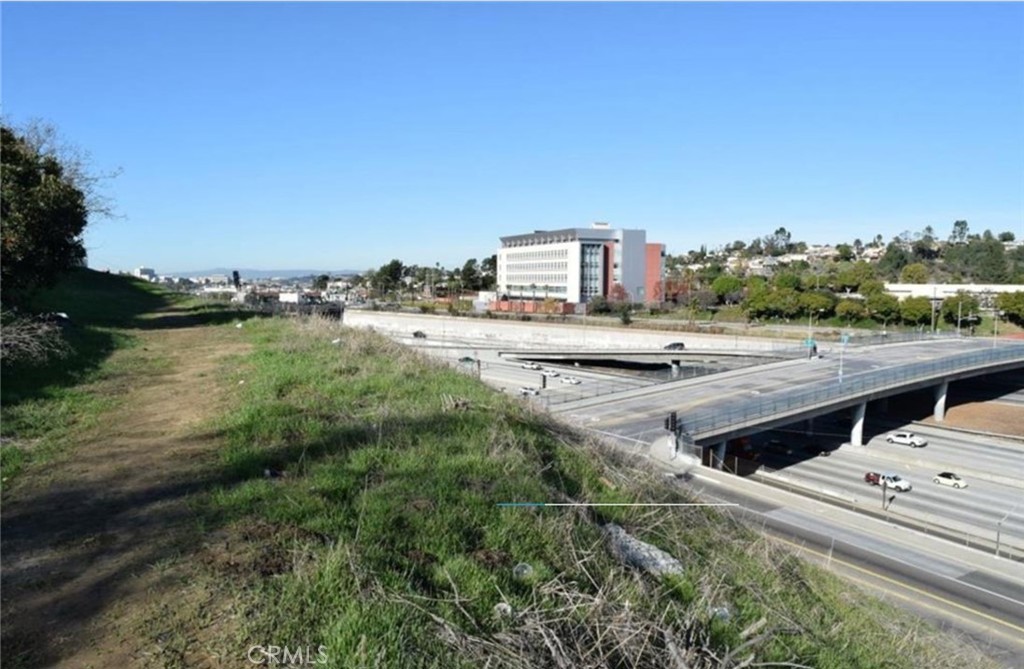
[552, 338, 1024, 463]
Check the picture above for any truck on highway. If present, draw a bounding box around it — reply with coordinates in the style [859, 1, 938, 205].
[864, 471, 912, 491]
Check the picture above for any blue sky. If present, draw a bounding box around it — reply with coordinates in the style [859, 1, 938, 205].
[3, 2, 1022, 274]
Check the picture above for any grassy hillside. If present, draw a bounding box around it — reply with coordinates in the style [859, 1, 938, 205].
[1, 270, 998, 667]
[185, 316, 993, 669]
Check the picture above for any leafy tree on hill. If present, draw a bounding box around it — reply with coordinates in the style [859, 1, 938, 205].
[900, 263, 930, 284]
[949, 219, 970, 245]
[711, 275, 743, 304]
[998, 231, 1016, 242]
[834, 261, 876, 293]
[773, 272, 802, 291]
[836, 244, 854, 261]
[1, 124, 107, 305]
[877, 243, 911, 279]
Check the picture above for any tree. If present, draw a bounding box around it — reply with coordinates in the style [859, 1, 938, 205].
[858, 279, 886, 297]
[588, 295, 611, 314]
[940, 292, 980, 325]
[711, 275, 743, 304]
[899, 296, 932, 326]
[375, 259, 404, 297]
[998, 231, 1016, 243]
[312, 274, 329, 290]
[899, 263, 929, 284]
[746, 237, 764, 257]
[835, 261, 876, 293]
[800, 291, 836, 318]
[949, 220, 970, 245]
[996, 291, 1024, 326]
[835, 299, 865, 324]
[865, 292, 899, 327]
[877, 243, 911, 279]
[608, 283, 628, 303]
[836, 244, 854, 262]
[2, 125, 89, 304]
[460, 258, 481, 291]
[232, 270, 241, 289]
[773, 272, 802, 291]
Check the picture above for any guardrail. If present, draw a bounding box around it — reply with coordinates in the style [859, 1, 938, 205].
[683, 343, 1024, 440]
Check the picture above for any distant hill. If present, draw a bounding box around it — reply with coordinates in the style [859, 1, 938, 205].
[169, 268, 363, 280]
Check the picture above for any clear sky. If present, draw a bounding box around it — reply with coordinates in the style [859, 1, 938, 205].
[2, 2, 1022, 274]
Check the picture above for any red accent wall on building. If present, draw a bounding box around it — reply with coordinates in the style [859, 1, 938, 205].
[603, 242, 615, 297]
[645, 243, 665, 304]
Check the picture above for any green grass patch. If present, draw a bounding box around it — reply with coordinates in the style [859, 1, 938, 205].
[194, 318, 993, 669]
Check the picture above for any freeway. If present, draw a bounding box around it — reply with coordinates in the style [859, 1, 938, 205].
[749, 433, 1024, 556]
[673, 467, 1024, 666]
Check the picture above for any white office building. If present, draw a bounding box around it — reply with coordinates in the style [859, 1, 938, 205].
[497, 222, 662, 304]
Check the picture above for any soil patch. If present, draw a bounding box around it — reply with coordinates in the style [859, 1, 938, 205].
[1, 314, 251, 668]
[920, 401, 1024, 438]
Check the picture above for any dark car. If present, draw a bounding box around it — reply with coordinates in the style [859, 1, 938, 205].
[664, 342, 686, 351]
[413, 331, 427, 339]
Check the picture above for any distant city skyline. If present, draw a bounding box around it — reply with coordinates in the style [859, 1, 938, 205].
[3, 2, 1021, 274]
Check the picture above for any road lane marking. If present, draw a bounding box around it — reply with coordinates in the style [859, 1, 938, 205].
[771, 535, 1024, 636]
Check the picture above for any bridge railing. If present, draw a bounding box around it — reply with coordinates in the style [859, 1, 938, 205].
[684, 343, 1024, 439]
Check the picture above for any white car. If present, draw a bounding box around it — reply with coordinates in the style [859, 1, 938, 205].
[560, 376, 581, 385]
[886, 431, 927, 448]
[541, 369, 560, 378]
[933, 472, 968, 489]
[518, 386, 540, 396]
[520, 362, 542, 370]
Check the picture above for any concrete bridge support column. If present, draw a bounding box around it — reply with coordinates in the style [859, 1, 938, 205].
[850, 402, 866, 447]
[934, 381, 949, 422]
[671, 360, 681, 379]
[712, 442, 726, 470]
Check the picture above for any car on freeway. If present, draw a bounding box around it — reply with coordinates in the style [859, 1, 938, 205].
[458, 356, 477, 364]
[518, 386, 540, 396]
[864, 471, 912, 491]
[560, 376, 581, 385]
[886, 431, 927, 448]
[933, 472, 968, 489]
[412, 330, 428, 339]
[541, 369, 560, 378]
[520, 362, 542, 370]
[663, 342, 686, 350]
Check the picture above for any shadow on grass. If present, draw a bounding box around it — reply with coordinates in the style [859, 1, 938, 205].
[130, 309, 267, 331]
[0, 409, 517, 667]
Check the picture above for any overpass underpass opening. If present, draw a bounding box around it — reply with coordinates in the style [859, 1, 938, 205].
[535, 357, 759, 382]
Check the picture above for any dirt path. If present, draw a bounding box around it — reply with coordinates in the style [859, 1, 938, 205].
[1, 317, 251, 668]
